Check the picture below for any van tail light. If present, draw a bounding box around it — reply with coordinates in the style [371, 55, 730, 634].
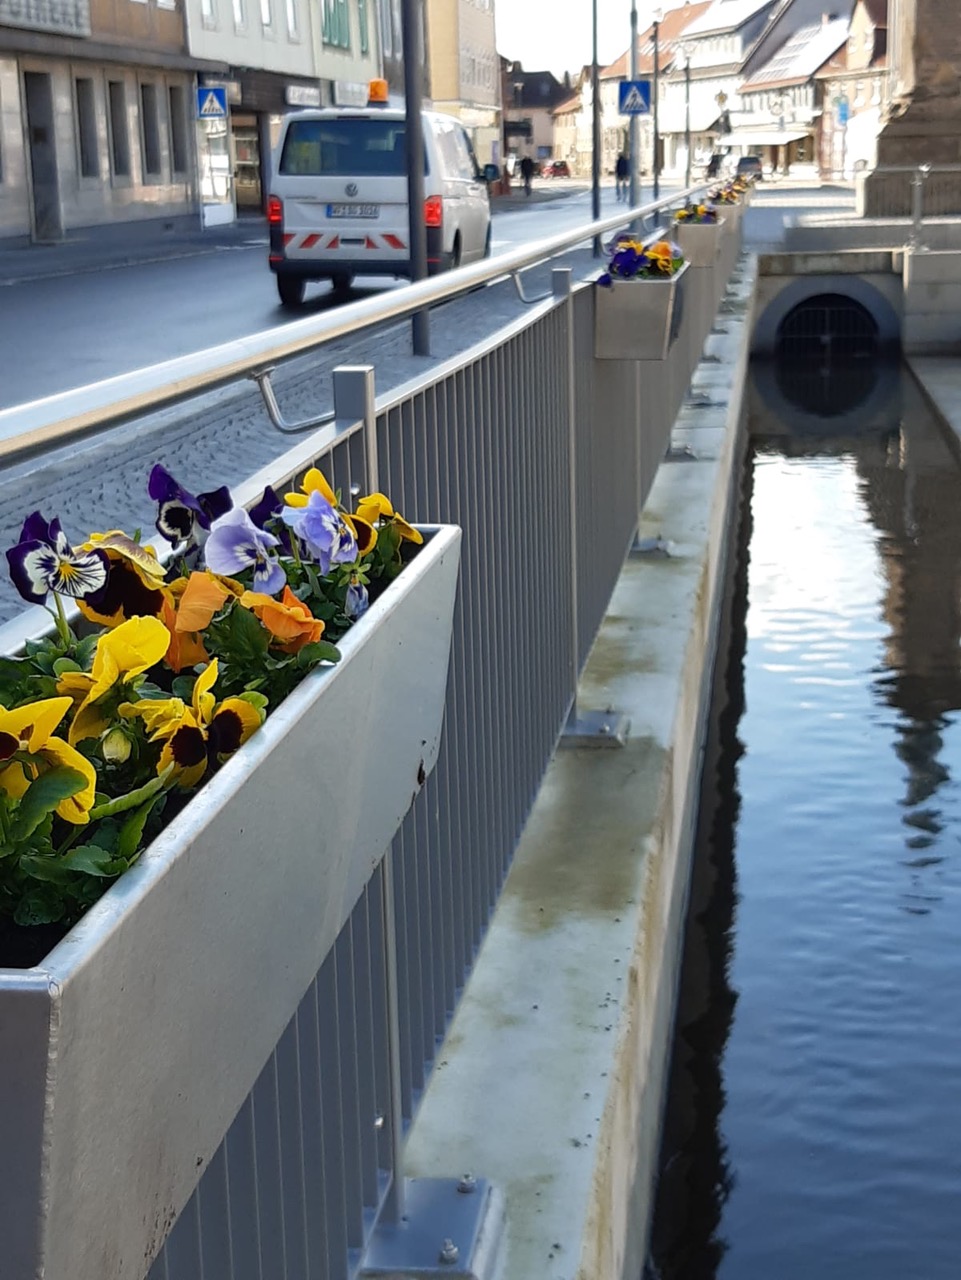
[267, 195, 283, 225]
[424, 195, 443, 228]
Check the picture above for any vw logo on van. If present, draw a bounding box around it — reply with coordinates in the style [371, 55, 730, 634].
[345, 183, 358, 197]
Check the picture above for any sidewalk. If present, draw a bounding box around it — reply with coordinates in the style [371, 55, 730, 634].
[0, 215, 268, 286]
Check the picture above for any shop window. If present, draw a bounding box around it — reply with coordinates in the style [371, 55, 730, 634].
[168, 84, 188, 174]
[75, 77, 99, 178]
[358, 0, 369, 53]
[108, 80, 131, 177]
[285, 0, 298, 37]
[322, 0, 350, 47]
[140, 83, 162, 177]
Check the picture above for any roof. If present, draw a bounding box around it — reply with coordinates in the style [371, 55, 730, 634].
[552, 93, 582, 117]
[860, 0, 888, 27]
[600, 0, 713, 80]
[740, 17, 849, 92]
[679, 0, 776, 38]
[501, 67, 569, 110]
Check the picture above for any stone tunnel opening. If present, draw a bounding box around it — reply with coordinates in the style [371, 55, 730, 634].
[774, 293, 882, 417]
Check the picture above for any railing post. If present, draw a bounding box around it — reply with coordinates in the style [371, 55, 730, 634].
[908, 163, 931, 252]
[333, 364, 378, 492]
[555, 267, 630, 748]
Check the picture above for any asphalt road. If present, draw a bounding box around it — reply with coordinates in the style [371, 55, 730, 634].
[0, 181, 854, 625]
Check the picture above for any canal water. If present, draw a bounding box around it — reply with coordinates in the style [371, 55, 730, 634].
[648, 363, 961, 1280]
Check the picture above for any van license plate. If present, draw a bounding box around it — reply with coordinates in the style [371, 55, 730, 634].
[327, 203, 379, 218]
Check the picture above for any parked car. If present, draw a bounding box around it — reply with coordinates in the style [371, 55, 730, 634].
[267, 81, 497, 307]
[542, 159, 571, 178]
[735, 155, 763, 181]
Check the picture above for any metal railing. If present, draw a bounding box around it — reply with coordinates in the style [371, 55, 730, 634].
[857, 163, 961, 239]
[1, 184, 739, 1280]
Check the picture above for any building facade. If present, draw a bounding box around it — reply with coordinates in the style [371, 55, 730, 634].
[187, 0, 381, 217]
[0, 0, 222, 240]
[426, 0, 499, 164]
[817, 0, 888, 179]
[500, 59, 567, 166]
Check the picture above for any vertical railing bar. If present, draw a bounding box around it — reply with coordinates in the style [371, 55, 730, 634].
[350, 885, 382, 1208]
[275, 1016, 309, 1280]
[380, 845, 407, 1225]
[334, 926, 365, 1250]
[250, 1054, 287, 1279]
[472, 353, 496, 925]
[296, 980, 332, 1280]
[223, 1095, 264, 1280]
[316, 953, 350, 1278]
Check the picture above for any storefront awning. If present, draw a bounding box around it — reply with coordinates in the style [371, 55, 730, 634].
[717, 129, 810, 146]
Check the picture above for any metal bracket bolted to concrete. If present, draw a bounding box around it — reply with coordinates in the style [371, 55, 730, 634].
[359, 1177, 504, 1279]
[560, 707, 631, 748]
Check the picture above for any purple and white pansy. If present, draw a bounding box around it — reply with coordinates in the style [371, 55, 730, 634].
[204, 507, 286, 595]
[148, 464, 232, 554]
[282, 490, 358, 575]
[6, 512, 108, 605]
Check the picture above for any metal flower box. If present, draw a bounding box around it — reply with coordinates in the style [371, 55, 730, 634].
[594, 261, 689, 361]
[0, 523, 461, 1280]
[673, 216, 726, 268]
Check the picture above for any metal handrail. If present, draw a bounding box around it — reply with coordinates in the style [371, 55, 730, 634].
[0, 183, 713, 463]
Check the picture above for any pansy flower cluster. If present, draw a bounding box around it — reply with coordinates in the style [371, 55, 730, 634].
[597, 236, 685, 288]
[674, 202, 719, 225]
[0, 464, 422, 932]
[709, 176, 753, 204]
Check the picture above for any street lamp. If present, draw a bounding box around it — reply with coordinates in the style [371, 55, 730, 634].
[681, 40, 693, 187]
[652, 6, 662, 200]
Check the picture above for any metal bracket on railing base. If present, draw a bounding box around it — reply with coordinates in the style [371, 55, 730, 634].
[631, 534, 672, 557]
[666, 444, 698, 462]
[359, 1177, 504, 1279]
[510, 270, 553, 305]
[561, 707, 631, 748]
[249, 366, 336, 434]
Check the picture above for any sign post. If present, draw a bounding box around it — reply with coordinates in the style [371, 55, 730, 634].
[195, 86, 235, 229]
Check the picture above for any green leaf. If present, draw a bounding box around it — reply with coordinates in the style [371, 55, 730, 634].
[14, 887, 66, 926]
[116, 794, 162, 862]
[61, 844, 119, 877]
[19, 854, 77, 885]
[12, 767, 87, 841]
[171, 675, 196, 701]
[88, 765, 174, 821]
[52, 657, 82, 676]
[296, 640, 341, 668]
[237, 690, 269, 713]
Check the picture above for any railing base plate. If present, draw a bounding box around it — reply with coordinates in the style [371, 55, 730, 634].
[359, 1178, 504, 1279]
[560, 708, 631, 748]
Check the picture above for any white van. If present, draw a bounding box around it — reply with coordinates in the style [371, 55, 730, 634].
[267, 91, 496, 307]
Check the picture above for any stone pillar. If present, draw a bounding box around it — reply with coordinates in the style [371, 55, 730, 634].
[862, 0, 961, 214]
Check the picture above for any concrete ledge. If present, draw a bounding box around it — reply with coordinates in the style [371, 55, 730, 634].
[907, 357, 961, 453]
[404, 262, 757, 1279]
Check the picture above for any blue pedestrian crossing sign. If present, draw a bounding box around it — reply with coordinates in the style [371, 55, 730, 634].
[196, 86, 228, 119]
[618, 80, 651, 115]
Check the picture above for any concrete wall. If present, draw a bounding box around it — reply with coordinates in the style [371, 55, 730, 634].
[902, 248, 961, 353]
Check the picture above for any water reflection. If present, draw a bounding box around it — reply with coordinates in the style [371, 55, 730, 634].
[649, 362, 961, 1279]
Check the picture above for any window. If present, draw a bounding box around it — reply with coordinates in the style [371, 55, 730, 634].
[279, 118, 427, 176]
[107, 80, 130, 177]
[321, 0, 350, 47]
[232, 0, 245, 26]
[140, 82, 162, 177]
[260, 0, 272, 27]
[378, 0, 392, 56]
[201, 0, 215, 23]
[285, 0, 297, 36]
[75, 77, 99, 178]
[358, 0, 369, 53]
[168, 84, 188, 173]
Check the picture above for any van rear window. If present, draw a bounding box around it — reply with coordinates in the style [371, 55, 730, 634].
[278, 118, 428, 176]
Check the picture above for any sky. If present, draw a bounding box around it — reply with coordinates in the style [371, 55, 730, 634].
[494, 0, 663, 79]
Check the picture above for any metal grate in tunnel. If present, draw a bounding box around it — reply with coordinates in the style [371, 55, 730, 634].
[775, 293, 881, 418]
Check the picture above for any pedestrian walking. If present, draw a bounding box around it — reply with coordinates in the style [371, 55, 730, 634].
[615, 152, 629, 202]
[520, 154, 535, 197]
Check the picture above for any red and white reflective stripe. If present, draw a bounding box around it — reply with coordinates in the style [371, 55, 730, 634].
[285, 231, 407, 252]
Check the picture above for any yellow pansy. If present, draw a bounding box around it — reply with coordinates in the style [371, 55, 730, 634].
[58, 614, 171, 744]
[0, 697, 97, 824]
[284, 467, 337, 509]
